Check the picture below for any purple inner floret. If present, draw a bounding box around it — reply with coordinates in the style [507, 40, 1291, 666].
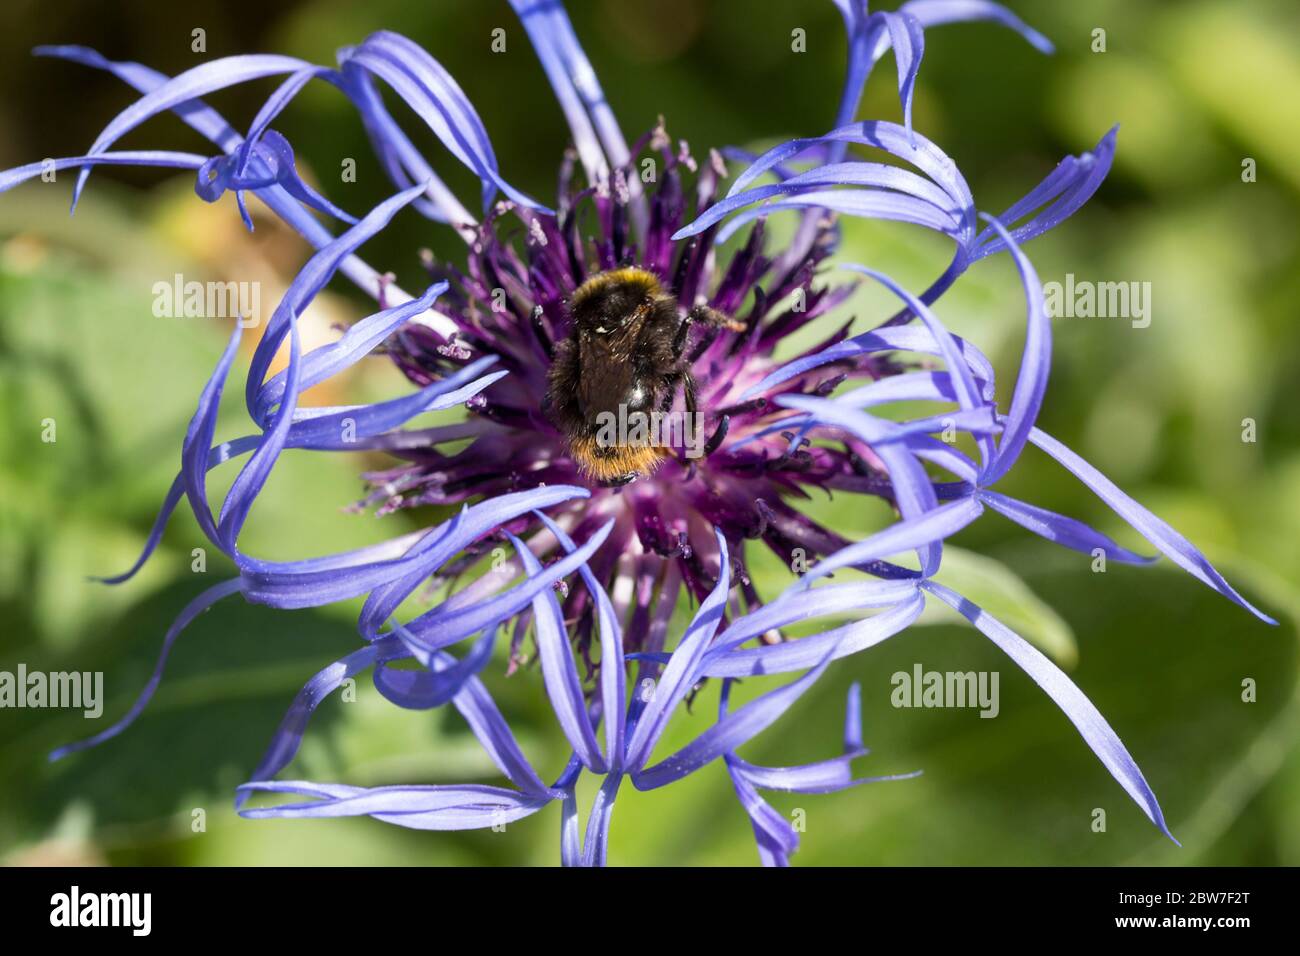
[363, 125, 909, 661]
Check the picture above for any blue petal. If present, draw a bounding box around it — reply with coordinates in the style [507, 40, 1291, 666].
[394, 520, 615, 662]
[560, 785, 582, 867]
[508, 531, 607, 772]
[338, 64, 472, 225]
[343, 31, 548, 213]
[882, 12, 926, 143]
[835, 369, 989, 408]
[238, 642, 385, 807]
[682, 161, 961, 240]
[0, 151, 206, 194]
[726, 760, 798, 866]
[740, 323, 996, 403]
[709, 579, 921, 655]
[701, 121, 975, 243]
[702, 592, 926, 678]
[240, 485, 588, 609]
[777, 396, 949, 576]
[975, 214, 1049, 485]
[71, 53, 314, 210]
[727, 682, 922, 794]
[373, 628, 495, 710]
[624, 528, 731, 771]
[1027, 427, 1276, 624]
[899, 0, 1053, 54]
[979, 490, 1156, 564]
[507, 0, 631, 184]
[37, 44, 428, 310]
[49, 579, 244, 761]
[217, 301, 302, 551]
[829, 0, 1051, 149]
[439, 653, 555, 796]
[634, 637, 847, 791]
[921, 579, 1178, 842]
[839, 263, 992, 468]
[180, 323, 245, 549]
[843, 681, 864, 753]
[237, 780, 554, 829]
[533, 511, 627, 770]
[973, 127, 1118, 259]
[271, 367, 506, 449]
[351, 486, 585, 633]
[98, 363, 495, 586]
[904, 435, 981, 483]
[579, 773, 623, 867]
[201, 129, 358, 227]
[733, 400, 996, 454]
[711, 189, 964, 245]
[243, 182, 431, 419]
[778, 491, 983, 589]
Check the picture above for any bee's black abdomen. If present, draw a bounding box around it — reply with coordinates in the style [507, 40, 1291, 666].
[543, 266, 739, 485]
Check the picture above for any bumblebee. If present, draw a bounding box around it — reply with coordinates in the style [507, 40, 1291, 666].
[544, 267, 743, 485]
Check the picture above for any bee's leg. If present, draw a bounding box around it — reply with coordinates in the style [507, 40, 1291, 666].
[672, 306, 745, 362]
[657, 370, 701, 467]
[661, 368, 697, 415]
[687, 304, 747, 334]
[670, 315, 694, 362]
[680, 372, 698, 417]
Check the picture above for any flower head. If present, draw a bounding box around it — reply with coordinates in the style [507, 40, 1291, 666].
[3, 0, 1273, 866]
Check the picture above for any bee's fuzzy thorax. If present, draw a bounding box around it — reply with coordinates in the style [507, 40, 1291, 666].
[569, 267, 662, 310]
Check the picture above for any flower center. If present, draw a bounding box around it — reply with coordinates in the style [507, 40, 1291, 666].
[371, 133, 888, 657]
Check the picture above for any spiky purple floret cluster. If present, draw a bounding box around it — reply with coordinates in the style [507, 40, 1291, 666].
[362, 127, 908, 660]
[2, 0, 1274, 866]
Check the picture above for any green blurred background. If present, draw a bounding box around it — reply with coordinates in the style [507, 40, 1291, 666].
[1, 0, 1297, 866]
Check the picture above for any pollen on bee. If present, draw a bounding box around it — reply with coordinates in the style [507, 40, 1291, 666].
[568, 433, 666, 482]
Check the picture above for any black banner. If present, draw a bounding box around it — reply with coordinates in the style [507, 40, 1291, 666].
[0, 866, 1283, 940]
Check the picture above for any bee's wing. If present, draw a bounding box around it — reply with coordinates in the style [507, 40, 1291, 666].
[575, 328, 640, 418]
